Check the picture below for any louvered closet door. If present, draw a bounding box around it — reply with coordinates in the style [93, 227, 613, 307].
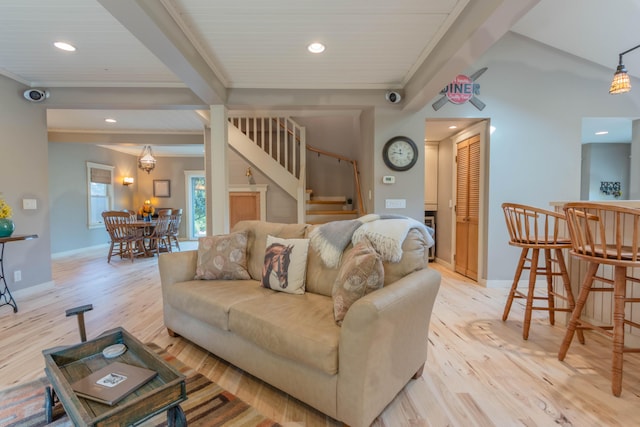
[455, 135, 480, 280]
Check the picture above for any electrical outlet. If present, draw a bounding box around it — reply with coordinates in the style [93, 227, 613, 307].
[385, 199, 406, 209]
[14, 270, 21, 282]
[23, 199, 37, 210]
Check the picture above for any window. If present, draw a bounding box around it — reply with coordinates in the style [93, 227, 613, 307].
[185, 170, 206, 239]
[87, 162, 115, 228]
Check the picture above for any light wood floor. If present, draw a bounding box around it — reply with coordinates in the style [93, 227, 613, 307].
[1, 244, 639, 426]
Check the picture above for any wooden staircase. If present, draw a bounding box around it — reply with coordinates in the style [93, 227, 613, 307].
[228, 115, 364, 224]
[305, 192, 358, 224]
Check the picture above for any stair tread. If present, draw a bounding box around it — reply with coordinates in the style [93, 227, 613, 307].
[307, 200, 348, 205]
[306, 210, 358, 215]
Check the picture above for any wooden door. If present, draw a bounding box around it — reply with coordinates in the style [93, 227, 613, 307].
[455, 135, 480, 280]
[229, 192, 260, 229]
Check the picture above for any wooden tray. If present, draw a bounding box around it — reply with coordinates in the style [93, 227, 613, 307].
[43, 327, 186, 426]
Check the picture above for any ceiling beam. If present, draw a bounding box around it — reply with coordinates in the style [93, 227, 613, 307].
[39, 87, 207, 110]
[48, 131, 203, 145]
[98, 0, 227, 105]
[402, 0, 540, 111]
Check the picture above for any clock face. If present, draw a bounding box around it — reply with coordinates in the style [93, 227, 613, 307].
[383, 136, 418, 171]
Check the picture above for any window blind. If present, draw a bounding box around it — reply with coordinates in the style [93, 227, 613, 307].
[90, 167, 112, 184]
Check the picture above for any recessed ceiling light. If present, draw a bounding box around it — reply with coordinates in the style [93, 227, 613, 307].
[105, 118, 117, 123]
[448, 125, 458, 130]
[307, 42, 325, 54]
[54, 41, 76, 52]
[595, 131, 609, 135]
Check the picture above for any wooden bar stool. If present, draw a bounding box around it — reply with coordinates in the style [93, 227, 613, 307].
[558, 202, 640, 396]
[501, 203, 576, 339]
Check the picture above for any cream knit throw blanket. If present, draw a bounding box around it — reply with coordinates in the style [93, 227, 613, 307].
[309, 214, 434, 268]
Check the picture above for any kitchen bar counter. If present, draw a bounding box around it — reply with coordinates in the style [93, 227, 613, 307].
[550, 200, 640, 346]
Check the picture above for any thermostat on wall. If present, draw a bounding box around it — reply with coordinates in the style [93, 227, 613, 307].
[382, 175, 395, 184]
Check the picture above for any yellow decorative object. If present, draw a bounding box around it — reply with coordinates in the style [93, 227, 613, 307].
[0, 195, 12, 219]
[138, 200, 155, 217]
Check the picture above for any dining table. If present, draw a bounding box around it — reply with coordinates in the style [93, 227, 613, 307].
[126, 220, 156, 257]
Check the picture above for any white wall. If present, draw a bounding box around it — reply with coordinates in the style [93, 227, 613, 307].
[49, 143, 136, 254]
[373, 108, 426, 221]
[0, 75, 52, 292]
[227, 147, 296, 224]
[296, 115, 359, 201]
[581, 143, 630, 200]
[425, 32, 640, 285]
[371, 31, 640, 285]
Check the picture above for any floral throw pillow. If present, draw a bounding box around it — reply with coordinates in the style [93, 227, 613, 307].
[194, 231, 251, 280]
[332, 238, 384, 325]
[261, 235, 309, 294]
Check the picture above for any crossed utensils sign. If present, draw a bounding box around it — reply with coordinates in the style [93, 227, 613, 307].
[432, 67, 487, 111]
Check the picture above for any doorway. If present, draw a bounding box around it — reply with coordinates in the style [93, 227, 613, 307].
[424, 118, 489, 285]
[185, 170, 206, 239]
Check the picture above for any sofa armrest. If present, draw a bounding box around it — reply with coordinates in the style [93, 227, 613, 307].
[336, 267, 441, 427]
[158, 250, 198, 290]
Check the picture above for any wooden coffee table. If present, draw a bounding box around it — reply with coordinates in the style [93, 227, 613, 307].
[42, 327, 186, 426]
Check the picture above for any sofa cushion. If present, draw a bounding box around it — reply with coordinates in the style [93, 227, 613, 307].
[232, 220, 309, 281]
[332, 238, 384, 325]
[194, 231, 250, 280]
[261, 235, 309, 294]
[229, 292, 340, 375]
[165, 279, 271, 331]
[305, 225, 340, 297]
[305, 243, 340, 297]
[382, 228, 429, 285]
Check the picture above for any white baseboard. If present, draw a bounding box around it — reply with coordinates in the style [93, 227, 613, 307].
[432, 258, 452, 270]
[52, 243, 109, 259]
[12, 280, 55, 298]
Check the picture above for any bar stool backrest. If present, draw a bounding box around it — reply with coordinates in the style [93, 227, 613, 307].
[563, 202, 640, 267]
[502, 203, 571, 248]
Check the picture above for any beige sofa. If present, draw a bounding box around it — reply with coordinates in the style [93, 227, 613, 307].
[158, 220, 441, 427]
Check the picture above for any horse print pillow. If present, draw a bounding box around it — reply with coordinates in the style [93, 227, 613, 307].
[194, 231, 251, 280]
[261, 235, 309, 294]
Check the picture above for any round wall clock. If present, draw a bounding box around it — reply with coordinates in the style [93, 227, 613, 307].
[382, 136, 418, 171]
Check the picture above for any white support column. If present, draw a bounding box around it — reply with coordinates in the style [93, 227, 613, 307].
[206, 105, 229, 235]
[629, 119, 640, 200]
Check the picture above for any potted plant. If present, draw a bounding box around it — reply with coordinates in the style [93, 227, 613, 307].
[344, 198, 353, 211]
[0, 194, 14, 237]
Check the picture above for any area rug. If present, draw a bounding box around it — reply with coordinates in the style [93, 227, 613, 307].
[0, 344, 280, 427]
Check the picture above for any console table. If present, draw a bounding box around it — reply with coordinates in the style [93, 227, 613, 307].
[0, 234, 38, 313]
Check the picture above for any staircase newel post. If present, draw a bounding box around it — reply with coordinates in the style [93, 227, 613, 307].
[297, 125, 306, 224]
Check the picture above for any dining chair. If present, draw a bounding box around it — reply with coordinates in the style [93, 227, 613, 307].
[501, 203, 576, 339]
[122, 209, 137, 221]
[102, 211, 145, 263]
[168, 208, 183, 252]
[558, 202, 640, 396]
[145, 213, 172, 255]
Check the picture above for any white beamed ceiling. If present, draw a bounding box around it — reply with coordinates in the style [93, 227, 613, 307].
[0, 0, 181, 87]
[171, 0, 466, 89]
[2, 0, 639, 144]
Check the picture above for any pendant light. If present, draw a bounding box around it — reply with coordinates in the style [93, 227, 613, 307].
[138, 145, 156, 174]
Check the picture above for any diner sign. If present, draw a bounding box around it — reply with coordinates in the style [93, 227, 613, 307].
[432, 67, 487, 111]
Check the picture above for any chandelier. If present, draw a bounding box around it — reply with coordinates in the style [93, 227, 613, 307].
[138, 145, 156, 174]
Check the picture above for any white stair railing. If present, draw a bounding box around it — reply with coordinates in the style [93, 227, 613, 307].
[228, 116, 306, 222]
[229, 116, 305, 179]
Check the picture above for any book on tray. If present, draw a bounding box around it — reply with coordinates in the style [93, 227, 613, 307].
[71, 361, 157, 406]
